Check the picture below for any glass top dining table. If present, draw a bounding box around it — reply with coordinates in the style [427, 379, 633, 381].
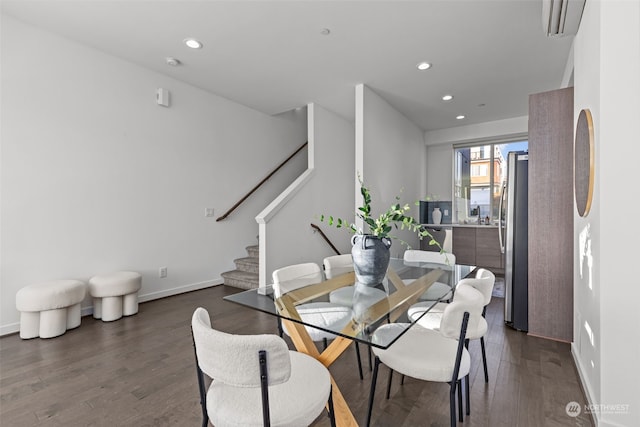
[223, 257, 476, 350]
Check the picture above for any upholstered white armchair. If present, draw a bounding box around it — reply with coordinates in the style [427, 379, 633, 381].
[408, 268, 495, 383]
[365, 286, 484, 427]
[323, 254, 385, 376]
[191, 307, 335, 427]
[403, 249, 457, 302]
[272, 262, 365, 379]
[323, 254, 354, 279]
[324, 254, 387, 309]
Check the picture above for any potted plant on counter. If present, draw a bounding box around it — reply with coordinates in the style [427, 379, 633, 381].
[320, 179, 442, 286]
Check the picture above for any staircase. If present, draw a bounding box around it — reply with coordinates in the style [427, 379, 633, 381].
[221, 244, 259, 290]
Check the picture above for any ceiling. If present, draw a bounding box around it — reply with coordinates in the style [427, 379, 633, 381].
[1, 0, 575, 131]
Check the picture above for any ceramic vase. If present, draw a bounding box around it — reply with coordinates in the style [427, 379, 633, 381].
[432, 207, 442, 225]
[351, 234, 391, 286]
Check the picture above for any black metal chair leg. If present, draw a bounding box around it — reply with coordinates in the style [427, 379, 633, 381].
[196, 366, 208, 427]
[328, 386, 336, 427]
[465, 374, 470, 415]
[368, 345, 373, 371]
[401, 374, 405, 385]
[459, 379, 466, 420]
[386, 369, 394, 399]
[323, 337, 328, 350]
[258, 350, 271, 427]
[457, 379, 463, 422]
[481, 336, 489, 383]
[355, 342, 364, 380]
[277, 317, 283, 338]
[449, 382, 457, 427]
[366, 356, 382, 427]
[192, 329, 209, 427]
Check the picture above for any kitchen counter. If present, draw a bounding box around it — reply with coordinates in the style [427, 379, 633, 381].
[453, 223, 499, 228]
[421, 223, 499, 228]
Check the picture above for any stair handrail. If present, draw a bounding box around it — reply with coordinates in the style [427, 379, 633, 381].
[310, 223, 341, 255]
[217, 141, 308, 221]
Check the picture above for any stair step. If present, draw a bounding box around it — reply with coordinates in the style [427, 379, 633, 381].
[234, 256, 258, 274]
[221, 270, 258, 290]
[246, 245, 259, 258]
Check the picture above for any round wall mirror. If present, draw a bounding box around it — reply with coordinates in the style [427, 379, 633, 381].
[574, 108, 594, 217]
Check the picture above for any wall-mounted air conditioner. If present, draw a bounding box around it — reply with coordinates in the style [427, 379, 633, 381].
[542, 0, 586, 37]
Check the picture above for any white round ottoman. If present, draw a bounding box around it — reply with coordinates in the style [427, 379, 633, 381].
[88, 271, 142, 322]
[16, 280, 86, 339]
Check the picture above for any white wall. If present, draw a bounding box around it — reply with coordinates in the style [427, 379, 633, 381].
[1, 15, 307, 334]
[356, 84, 426, 257]
[424, 116, 528, 146]
[573, 1, 640, 426]
[259, 83, 426, 282]
[423, 116, 528, 200]
[258, 103, 355, 285]
[425, 143, 454, 201]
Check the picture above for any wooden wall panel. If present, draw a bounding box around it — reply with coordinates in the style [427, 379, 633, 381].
[527, 87, 574, 342]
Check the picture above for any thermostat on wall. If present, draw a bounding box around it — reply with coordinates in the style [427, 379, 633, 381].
[156, 88, 170, 107]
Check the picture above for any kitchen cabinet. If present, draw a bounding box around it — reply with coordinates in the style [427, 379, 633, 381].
[452, 226, 503, 274]
[419, 226, 453, 253]
[527, 87, 574, 342]
[476, 228, 503, 270]
[452, 227, 475, 264]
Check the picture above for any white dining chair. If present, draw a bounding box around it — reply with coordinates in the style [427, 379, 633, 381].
[403, 249, 457, 302]
[408, 268, 495, 383]
[365, 286, 484, 427]
[323, 253, 387, 375]
[323, 253, 354, 279]
[272, 262, 365, 379]
[406, 271, 495, 419]
[460, 268, 495, 383]
[191, 307, 336, 427]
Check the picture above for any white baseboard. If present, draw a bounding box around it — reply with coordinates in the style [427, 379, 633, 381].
[138, 278, 223, 303]
[0, 322, 20, 337]
[571, 343, 599, 426]
[0, 279, 223, 337]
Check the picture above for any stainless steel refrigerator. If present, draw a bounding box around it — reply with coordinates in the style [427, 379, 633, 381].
[499, 151, 528, 331]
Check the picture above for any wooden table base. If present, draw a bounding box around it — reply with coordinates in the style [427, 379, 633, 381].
[282, 318, 359, 426]
[277, 268, 445, 426]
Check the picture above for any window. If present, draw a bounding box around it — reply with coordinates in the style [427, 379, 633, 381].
[471, 164, 488, 177]
[453, 138, 528, 224]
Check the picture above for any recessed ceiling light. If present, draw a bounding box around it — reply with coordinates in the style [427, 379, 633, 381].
[442, 95, 454, 101]
[417, 62, 432, 71]
[184, 38, 203, 49]
[320, 28, 331, 35]
[456, 115, 465, 120]
[165, 57, 181, 66]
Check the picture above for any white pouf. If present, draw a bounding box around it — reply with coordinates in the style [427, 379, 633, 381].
[88, 271, 142, 322]
[16, 280, 87, 339]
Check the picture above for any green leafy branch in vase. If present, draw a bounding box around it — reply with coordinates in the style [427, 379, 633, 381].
[320, 179, 443, 251]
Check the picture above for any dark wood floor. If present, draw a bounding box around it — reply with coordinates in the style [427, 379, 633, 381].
[0, 285, 592, 426]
